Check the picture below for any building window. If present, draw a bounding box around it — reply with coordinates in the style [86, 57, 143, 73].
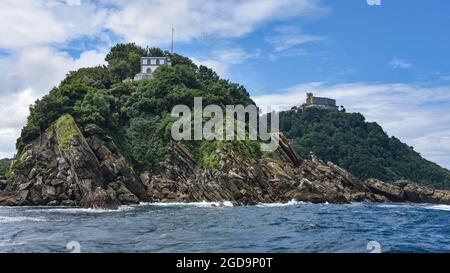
[146, 68, 152, 74]
[151, 59, 157, 65]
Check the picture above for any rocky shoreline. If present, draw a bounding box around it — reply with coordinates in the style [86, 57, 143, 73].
[1, 115, 449, 209]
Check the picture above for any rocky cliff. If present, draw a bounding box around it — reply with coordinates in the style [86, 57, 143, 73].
[1, 115, 449, 208]
[0, 115, 148, 209]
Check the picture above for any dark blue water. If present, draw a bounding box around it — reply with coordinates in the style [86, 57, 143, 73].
[0, 202, 449, 253]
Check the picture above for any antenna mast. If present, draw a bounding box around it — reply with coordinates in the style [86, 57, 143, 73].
[171, 24, 174, 53]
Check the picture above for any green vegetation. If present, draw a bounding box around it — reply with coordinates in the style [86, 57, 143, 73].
[54, 114, 80, 153]
[280, 108, 450, 189]
[0, 158, 12, 177]
[191, 139, 261, 168]
[16, 43, 255, 173]
[61, 66, 112, 89]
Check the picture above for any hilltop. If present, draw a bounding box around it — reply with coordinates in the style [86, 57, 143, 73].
[280, 108, 450, 189]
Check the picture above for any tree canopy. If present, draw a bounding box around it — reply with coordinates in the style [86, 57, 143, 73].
[280, 108, 450, 189]
[16, 43, 254, 172]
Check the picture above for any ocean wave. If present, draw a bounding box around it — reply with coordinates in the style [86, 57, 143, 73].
[0, 216, 47, 223]
[256, 199, 306, 207]
[425, 205, 450, 211]
[141, 201, 234, 208]
[44, 205, 136, 213]
[0, 240, 26, 247]
[375, 204, 408, 208]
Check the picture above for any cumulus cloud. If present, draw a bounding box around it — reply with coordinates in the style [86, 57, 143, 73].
[105, 0, 327, 46]
[0, 89, 37, 158]
[0, 0, 108, 49]
[0, 47, 106, 158]
[0, 47, 106, 97]
[253, 82, 450, 169]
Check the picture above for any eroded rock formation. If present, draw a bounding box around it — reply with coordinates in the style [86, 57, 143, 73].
[1, 115, 449, 208]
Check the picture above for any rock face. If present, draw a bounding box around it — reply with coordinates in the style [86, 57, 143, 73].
[0, 115, 148, 209]
[366, 179, 450, 204]
[1, 116, 449, 208]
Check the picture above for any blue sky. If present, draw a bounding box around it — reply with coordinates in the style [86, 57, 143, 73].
[1, 0, 450, 169]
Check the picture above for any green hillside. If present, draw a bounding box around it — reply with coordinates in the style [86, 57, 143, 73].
[15, 43, 257, 173]
[280, 108, 450, 189]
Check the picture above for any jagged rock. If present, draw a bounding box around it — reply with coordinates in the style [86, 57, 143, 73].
[365, 178, 405, 201]
[0, 116, 149, 208]
[402, 182, 450, 204]
[365, 179, 450, 205]
[1, 114, 449, 208]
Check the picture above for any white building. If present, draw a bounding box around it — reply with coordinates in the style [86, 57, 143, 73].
[134, 56, 172, 81]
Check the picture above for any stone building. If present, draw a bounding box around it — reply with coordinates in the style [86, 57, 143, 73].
[134, 56, 172, 81]
[300, 92, 339, 111]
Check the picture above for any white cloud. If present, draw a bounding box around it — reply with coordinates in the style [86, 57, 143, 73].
[0, 89, 37, 158]
[0, 47, 106, 97]
[66, 0, 82, 6]
[389, 57, 412, 69]
[191, 57, 230, 78]
[0, 0, 108, 49]
[192, 47, 261, 78]
[253, 82, 450, 169]
[266, 26, 325, 52]
[105, 0, 327, 46]
[0, 47, 106, 158]
[212, 48, 261, 65]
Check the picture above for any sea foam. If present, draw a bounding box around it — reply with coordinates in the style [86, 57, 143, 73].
[425, 204, 450, 211]
[0, 216, 47, 223]
[141, 201, 234, 208]
[256, 199, 306, 207]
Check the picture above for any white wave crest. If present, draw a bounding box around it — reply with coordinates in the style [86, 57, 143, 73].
[256, 199, 306, 207]
[0, 240, 26, 247]
[425, 205, 450, 211]
[0, 216, 47, 223]
[45, 205, 136, 213]
[141, 201, 234, 208]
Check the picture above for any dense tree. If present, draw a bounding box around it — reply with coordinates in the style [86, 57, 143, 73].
[61, 66, 112, 89]
[280, 108, 450, 189]
[105, 43, 146, 81]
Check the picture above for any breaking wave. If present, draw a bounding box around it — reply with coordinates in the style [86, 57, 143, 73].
[0, 216, 47, 223]
[256, 199, 306, 207]
[142, 201, 234, 208]
[425, 204, 450, 211]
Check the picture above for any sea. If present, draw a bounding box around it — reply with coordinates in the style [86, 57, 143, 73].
[0, 201, 449, 253]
